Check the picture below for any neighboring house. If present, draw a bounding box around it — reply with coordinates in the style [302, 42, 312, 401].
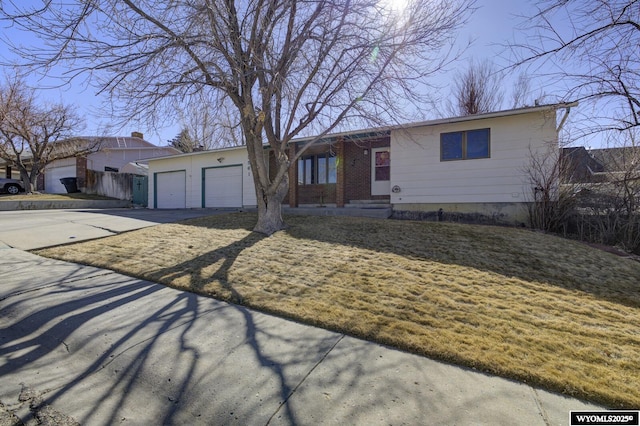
[148, 103, 573, 224]
[562, 147, 606, 184]
[563, 146, 640, 184]
[562, 145, 640, 211]
[0, 165, 21, 180]
[42, 132, 180, 193]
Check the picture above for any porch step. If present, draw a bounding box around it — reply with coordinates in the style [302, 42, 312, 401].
[284, 206, 391, 219]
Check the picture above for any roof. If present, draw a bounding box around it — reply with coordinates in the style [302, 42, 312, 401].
[287, 102, 578, 145]
[77, 135, 172, 150]
[120, 161, 149, 175]
[145, 144, 251, 162]
[589, 147, 640, 172]
[147, 102, 577, 162]
[0, 134, 181, 165]
[562, 146, 640, 183]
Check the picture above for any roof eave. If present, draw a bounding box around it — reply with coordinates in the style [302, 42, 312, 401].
[290, 102, 579, 144]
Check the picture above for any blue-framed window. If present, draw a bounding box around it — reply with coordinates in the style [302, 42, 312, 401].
[441, 128, 490, 161]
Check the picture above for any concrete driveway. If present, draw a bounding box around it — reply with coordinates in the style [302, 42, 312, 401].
[0, 209, 603, 425]
[0, 208, 230, 250]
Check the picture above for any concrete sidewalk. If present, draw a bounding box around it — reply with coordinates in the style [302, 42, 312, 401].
[0, 209, 602, 425]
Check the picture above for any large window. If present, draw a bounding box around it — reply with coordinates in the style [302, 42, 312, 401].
[298, 154, 337, 185]
[441, 128, 490, 161]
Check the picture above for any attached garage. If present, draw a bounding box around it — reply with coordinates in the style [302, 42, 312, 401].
[203, 165, 243, 208]
[155, 170, 186, 208]
[45, 165, 76, 194]
[147, 146, 257, 209]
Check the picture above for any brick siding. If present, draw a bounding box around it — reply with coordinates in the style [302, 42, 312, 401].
[343, 136, 390, 202]
[76, 156, 87, 190]
[270, 135, 391, 207]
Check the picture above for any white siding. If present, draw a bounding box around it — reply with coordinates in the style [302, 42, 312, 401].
[390, 111, 557, 205]
[148, 147, 257, 209]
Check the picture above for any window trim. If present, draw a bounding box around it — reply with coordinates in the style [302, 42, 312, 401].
[440, 128, 491, 161]
[298, 153, 337, 185]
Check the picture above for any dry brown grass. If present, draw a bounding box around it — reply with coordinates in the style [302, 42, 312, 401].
[35, 213, 640, 408]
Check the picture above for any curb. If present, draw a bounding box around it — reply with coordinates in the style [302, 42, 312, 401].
[0, 200, 132, 211]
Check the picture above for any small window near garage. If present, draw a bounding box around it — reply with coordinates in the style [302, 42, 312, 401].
[105, 166, 119, 172]
[441, 128, 490, 161]
[298, 154, 337, 185]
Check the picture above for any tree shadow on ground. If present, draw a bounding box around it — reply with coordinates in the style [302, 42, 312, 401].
[145, 230, 266, 303]
[2, 229, 357, 424]
[141, 211, 640, 308]
[2, 250, 405, 424]
[76, 207, 240, 226]
[280, 215, 640, 308]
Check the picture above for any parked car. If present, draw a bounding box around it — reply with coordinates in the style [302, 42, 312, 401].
[0, 177, 25, 195]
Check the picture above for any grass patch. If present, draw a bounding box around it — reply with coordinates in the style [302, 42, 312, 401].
[35, 213, 640, 408]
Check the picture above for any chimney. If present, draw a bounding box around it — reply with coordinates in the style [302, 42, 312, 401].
[131, 131, 144, 139]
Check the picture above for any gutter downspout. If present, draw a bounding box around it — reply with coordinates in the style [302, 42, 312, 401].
[556, 102, 578, 133]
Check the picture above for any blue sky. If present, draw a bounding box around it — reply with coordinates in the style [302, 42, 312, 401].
[0, 0, 569, 147]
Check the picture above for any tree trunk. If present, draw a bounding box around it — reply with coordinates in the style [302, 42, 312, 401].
[253, 172, 289, 235]
[19, 167, 35, 194]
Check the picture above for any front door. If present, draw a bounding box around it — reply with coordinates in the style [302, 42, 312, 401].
[371, 147, 390, 196]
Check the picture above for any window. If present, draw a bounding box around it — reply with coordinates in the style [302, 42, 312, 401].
[105, 166, 119, 172]
[298, 154, 337, 185]
[441, 128, 490, 161]
[374, 149, 390, 181]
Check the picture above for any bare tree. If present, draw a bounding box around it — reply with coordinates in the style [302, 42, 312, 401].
[511, 0, 640, 134]
[447, 59, 504, 116]
[511, 72, 532, 109]
[2, 0, 474, 234]
[578, 130, 640, 253]
[524, 128, 640, 254]
[523, 140, 577, 233]
[512, 0, 640, 252]
[0, 75, 86, 193]
[176, 97, 243, 150]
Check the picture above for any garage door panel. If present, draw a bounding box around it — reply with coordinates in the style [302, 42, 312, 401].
[156, 171, 186, 208]
[204, 166, 242, 208]
[45, 166, 76, 194]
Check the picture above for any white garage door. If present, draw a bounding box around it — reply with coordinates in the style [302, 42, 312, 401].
[155, 171, 186, 208]
[204, 166, 243, 208]
[45, 165, 76, 194]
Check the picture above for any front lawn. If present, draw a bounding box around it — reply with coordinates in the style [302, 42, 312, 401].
[35, 213, 640, 408]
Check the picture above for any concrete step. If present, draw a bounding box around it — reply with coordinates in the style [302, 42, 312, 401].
[348, 199, 391, 204]
[344, 203, 391, 209]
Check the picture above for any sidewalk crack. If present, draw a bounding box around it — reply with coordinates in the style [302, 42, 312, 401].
[265, 333, 345, 426]
[530, 386, 551, 426]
